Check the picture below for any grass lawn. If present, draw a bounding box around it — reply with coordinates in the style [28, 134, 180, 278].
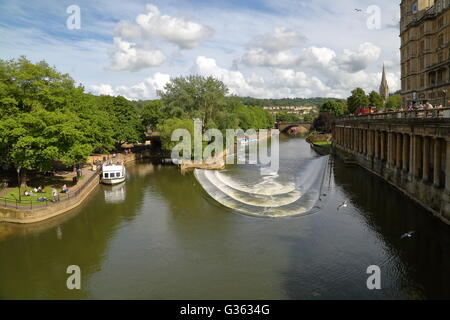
[313, 141, 332, 146]
[1, 187, 56, 205]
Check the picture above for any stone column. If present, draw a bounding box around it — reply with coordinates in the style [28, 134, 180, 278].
[423, 137, 430, 182]
[402, 134, 410, 172]
[364, 130, 368, 155]
[387, 132, 392, 168]
[414, 136, 423, 179]
[374, 131, 379, 159]
[446, 139, 450, 191]
[434, 138, 442, 187]
[396, 133, 402, 169]
[359, 130, 362, 153]
[380, 132, 385, 161]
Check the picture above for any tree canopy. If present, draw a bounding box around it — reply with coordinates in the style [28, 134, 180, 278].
[0, 57, 144, 175]
[347, 88, 369, 114]
[368, 91, 384, 110]
[319, 100, 345, 116]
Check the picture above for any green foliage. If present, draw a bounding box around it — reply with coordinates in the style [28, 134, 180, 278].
[140, 100, 165, 130]
[236, 105, 274, 130]
[319, 100, 345, 116]
[347, 88, 369, 114]
[157, 118, 195, 152]
[0, 57, 145, 172]
[303, 113, 316, 122]
[158, 75, 228, 124]
[240, 97, 341, 107]
[385, 94, 402, 110]
[368, 91, 384, 110]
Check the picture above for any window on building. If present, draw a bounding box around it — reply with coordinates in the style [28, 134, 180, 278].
[438, 34, 445, 48]
[438, 17, 444, 29]
[412, 2, 418, 14]
[420, 75, 425, 87]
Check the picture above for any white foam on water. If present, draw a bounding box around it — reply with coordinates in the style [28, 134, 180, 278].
[194, 155, 329, 218]
[214, 171, 296, 196]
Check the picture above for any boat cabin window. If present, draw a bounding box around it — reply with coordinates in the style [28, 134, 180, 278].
[116, 172, 121, 177]
[104, 173, 109, 178]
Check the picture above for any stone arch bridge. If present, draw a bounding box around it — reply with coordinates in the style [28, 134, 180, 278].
[276, 122, 312, 132]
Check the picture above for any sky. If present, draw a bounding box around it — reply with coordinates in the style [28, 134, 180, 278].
[0, 0, 402, 100]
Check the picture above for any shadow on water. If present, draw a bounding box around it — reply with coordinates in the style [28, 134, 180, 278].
[281, 156, 450, 300]
[0, 163, 150, 299]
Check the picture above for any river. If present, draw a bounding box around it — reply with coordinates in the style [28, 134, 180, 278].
[0, 136, 449, 299]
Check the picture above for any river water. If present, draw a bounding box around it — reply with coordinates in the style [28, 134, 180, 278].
[0, 136, 449, 300]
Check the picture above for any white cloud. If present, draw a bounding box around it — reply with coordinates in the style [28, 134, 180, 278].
[108, 37, 166, 72]
[242, 48, 300, 68]
[252, 27, 305, 52]
[335, 42, 381, 73]
[91, 72, 171, 100]
[117, 4, 214, 49]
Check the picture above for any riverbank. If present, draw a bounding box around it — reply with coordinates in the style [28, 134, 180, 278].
[0, 150, 157, 224]
[306, 133, 332, 155]
[178, 130, 274, 171]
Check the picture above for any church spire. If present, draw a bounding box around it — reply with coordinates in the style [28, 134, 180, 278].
[379, 64, 389, 103]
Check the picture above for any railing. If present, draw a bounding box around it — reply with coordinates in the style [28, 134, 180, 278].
[338, 107, 450, 121]
[0, 172, 99, 210]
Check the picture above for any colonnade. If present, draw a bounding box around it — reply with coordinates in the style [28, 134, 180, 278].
[334, 126, 449, 190]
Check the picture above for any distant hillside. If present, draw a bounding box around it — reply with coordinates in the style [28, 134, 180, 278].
[239, 97, 343, 107]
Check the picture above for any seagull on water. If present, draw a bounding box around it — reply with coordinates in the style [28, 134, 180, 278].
[401, 231, 415, 239]
[337, 200, 348, 211]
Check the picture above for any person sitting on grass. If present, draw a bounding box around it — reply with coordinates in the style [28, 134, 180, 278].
[37, 186, 43, 193]
[61, 184, 69, 194]
[24, 190, 30, 197]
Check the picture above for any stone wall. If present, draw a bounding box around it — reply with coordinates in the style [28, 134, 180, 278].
[333, 118, 450, 224]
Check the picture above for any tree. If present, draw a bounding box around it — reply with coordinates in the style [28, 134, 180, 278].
[312, 112, 335, 133]
[140, 100, 165, 131]
[157, 118, 195, 153]
[158, 75, 228, 126]
[385, 94, 402, 110]
[96, 95, 144, 147]
[347, 88, 369, 114]
[368, 91, 384, 110]
[320, 100, 345, 116]
[303, 113, 316, 122]
[0, 107, 93, 185]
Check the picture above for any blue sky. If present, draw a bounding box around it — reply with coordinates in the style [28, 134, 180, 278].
[0, 0, 402, 100]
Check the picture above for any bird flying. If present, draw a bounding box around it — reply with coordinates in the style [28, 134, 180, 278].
[337, 200, 348, 211]
[401, 231, 415, 239]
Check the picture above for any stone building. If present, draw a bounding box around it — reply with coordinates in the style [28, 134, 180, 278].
[400, 0, 450, 106]
[379, 64, 390, 103]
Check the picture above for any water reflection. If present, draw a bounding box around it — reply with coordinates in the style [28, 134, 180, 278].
[0, 139, 449, 299]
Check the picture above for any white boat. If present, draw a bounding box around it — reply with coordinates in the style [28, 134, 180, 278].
[101, 164, 126, 185]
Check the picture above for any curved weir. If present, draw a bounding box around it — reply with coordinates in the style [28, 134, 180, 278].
[194, 155, 330, 218]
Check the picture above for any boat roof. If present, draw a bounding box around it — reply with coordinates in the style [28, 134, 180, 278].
[102, 165, 124, 171]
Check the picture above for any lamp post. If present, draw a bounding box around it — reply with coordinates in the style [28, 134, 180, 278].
[17, 167, 21, 203]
